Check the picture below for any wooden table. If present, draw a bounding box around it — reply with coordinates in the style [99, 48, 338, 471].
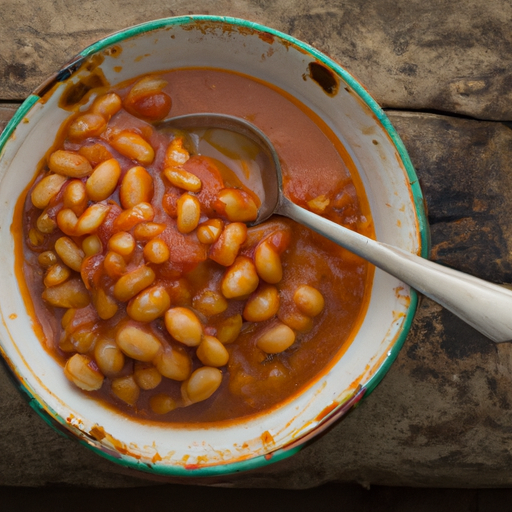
[2, 0, 512, 488]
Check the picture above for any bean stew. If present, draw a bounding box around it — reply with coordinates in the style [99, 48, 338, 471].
[15, 68, 374, 424]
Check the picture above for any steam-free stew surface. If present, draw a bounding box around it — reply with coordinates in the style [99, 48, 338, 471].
[17, 68, 373, 423]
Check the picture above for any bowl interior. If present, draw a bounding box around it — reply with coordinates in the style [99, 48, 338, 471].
[0, 17, 426, 476]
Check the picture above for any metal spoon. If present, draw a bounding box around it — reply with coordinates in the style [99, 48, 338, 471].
[160, 113, 512, 343]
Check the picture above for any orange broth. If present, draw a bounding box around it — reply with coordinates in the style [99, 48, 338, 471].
[15, 68, 374, 423]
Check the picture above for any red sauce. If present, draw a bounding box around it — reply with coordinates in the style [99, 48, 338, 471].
[14, 68, 374, 425]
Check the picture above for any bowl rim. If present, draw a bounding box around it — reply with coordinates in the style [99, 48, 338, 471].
[0, 14, 429, 478]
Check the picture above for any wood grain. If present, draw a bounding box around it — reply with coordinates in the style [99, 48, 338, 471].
[2, 0, 512, 488]
[1, 0, 512, 119]
[0, 104, 19, 134]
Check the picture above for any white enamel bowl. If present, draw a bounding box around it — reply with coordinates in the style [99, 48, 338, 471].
[0, 16, 428, 477]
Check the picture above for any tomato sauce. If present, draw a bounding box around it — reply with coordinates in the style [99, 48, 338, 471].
[14, 68, 374, 424]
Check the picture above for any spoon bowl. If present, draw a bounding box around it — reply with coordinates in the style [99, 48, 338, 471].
[161, 112, 512, 344]
[158, 113, 281, 225]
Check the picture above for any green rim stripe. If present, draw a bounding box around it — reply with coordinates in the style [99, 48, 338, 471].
[0, 95, 40, 156]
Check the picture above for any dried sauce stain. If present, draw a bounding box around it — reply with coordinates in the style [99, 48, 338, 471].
[362, 125, 376, 135]
[307, 62, 339, 96]
[258, 32, 275, 45]
[183, 19, 276, 50]
[104, 45, 122, 58]
[395, 286, 411, 309]
[315, 401, 339, 421]
[261, 430, 275, 446]
[59, 70, 108, 110]
[89, 425, 106, 441]
[183, 19, 227, 36]
[86, 424, 143, 460]
[134, 54, 151, 63]
[66, 414, 78, 426]
[84, 54, 104, 73]
[196, 455, 209, 465]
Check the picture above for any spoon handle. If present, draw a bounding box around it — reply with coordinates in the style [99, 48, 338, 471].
[279, 198, 512, 343]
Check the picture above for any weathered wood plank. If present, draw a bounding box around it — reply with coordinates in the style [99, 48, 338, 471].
[0, 104, 20, 134]
[1, 0, 512, 119]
